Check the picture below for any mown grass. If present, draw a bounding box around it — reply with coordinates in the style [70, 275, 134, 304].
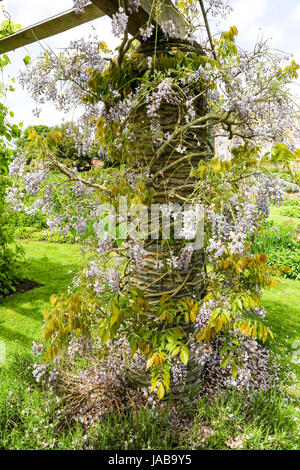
[0, 353, 299, 450]
[263, 278, 300, 387]
[0, 241, 82, 360]
[0, 240, 299, 450]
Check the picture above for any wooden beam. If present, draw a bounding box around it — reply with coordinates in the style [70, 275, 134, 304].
[91, 0, 188, 38]
[0, 3, 104, 54]
[0, 0, 188, 55]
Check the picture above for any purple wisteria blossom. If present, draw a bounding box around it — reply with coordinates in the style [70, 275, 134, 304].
[111, 8, 128, 37]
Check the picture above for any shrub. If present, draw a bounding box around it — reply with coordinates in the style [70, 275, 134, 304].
[282, 199, 300, 206]
[280, 204, 300, 219]
[0, 90, 24, 297]
[266, 248, 300, 280]
[8, 208, 47, 231]
[14, 226, 76, 244]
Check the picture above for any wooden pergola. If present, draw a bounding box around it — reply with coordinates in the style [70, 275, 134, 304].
[0, 0, 189, 54]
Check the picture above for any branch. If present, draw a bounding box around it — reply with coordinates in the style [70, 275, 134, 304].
[47, 153, 111, 193]
[198, 0, 217, 60]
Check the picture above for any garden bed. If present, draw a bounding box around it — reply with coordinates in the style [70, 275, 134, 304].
[1, 280, 42, 302]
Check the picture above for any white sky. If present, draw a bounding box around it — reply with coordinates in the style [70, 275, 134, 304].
[1, 0, 300, 128]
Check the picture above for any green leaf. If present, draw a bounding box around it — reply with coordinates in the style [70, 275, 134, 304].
[23, 55, 31, 66]
[101, 329, 110, 345]
[221, 353, 231, 367]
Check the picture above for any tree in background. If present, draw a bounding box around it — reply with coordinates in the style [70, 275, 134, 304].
[53, 122, 100, 171]
[14, 122, 100, 171]
[14, 125, 50, 163]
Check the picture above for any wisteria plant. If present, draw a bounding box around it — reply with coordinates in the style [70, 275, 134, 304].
[8, 0, 300, 398]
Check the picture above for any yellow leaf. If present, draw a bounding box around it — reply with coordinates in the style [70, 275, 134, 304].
[45, 348, 51, 362]
[267, 328, 274, 340]
[150, 380, 158, 393]
[146, 356, 154, 370]
[197, 327, 207, 342]
[203, 293, 213, 302]
[215, 316, 223, 333]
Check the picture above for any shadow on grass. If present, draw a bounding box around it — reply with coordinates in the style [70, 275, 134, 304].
[0, 323, 37, 347]
[0, 256, 80, 356]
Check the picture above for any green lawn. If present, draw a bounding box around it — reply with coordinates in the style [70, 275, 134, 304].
[269, 204, 300, 226]
[0, 241, 82, 361]
[263, 278, 300, 391]
[264, 204, 300, 388]
[263, 204, 300, 388]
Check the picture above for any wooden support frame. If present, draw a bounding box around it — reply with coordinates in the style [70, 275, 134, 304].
[0, 3, 104, 54]
[91, 0, 188, 38]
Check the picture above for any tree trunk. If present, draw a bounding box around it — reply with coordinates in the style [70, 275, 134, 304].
[130, 37, 209, 304]
[125, 37, 210, 391]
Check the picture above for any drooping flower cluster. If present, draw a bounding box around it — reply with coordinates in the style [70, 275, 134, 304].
[73, 0, 90, 15]
[74, 258, 122, 296]
[146, 78, 176, 119]
[25, 168, 47, 195]
[128, 240, 147, 271]
[171, 358, 187, 386]
[111, 7, 128, 38]
[206, 0, 233, 18]
[128, 0, 141, 14]
[161, 20, 176, 40]
[18, 35, 105, 124]
[205, 174, 283, 265]
[218, 47, 296, 145]
[180, 204, 203, 241]
[139, 24, 154, 41]
[8, 155, 26, 178]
